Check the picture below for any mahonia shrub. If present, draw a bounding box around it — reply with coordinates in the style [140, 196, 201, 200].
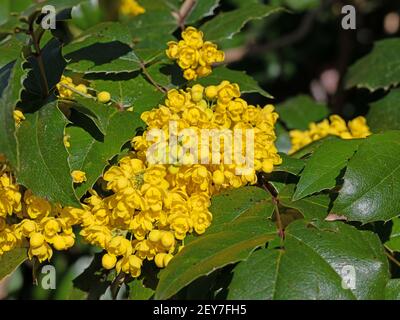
[0, 0, 399, 301]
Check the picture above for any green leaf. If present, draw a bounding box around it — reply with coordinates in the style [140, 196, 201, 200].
[67, 108, 143, 198]
[283, 0, 319, 11]
[16, 100, 80, 207]
[0, 57, 27, 168]
[25, 38, 66, 96]
[71, 96, 114, 135]
[155, 217, 277, 300]
[127, 0, 176, 61]
[128, 278, 155, 300]
[71, 0, 103, 30]
[385, 279, 400, 300]
[276, 95, 329, 130]
[207, 186, 274, 233]
[367, 89, 400, 133]
[331, 131, 400, 223]
[279, 184, 330, 220]
[195, 67, 272, 98]
[90, 74, 165, 113]
[228, 220, 389, 299]
[275, 122, 291, 154]
[385, 218, 400, 252]
[0, 248, 27, 281]
[274, 153, 305, 176]
[186, 0, 220, 24]
[0, 36, 25, 70]
[201, 4, 284, 43]
[346, 38, 400, 91]
[63, 22, 150, 74]
[293, 139, 362, 200]
[290, 136, 339, 159]
[72, 253, 111, 300]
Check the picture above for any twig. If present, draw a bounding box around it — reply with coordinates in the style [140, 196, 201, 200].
[173, 0, 196, 30]
[110, 272, 125, 300]
[384, 245, 400, 268]
[262, 177, 284, 241]
[28, 24, 49, 98]
[223, 0, 333, 64]
[59, 83, 94, 99]
[140, 61, 167, 94]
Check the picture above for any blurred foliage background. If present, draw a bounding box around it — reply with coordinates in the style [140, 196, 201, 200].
[0, 0, 399, 299]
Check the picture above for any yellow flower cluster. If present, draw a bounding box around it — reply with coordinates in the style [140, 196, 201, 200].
[0, 159, 84, 261]
[119, 0, 145, 17]
[57, 75, 88, 99]
[56, 75, 111, 104]
[166, 27, 225, 80]
[77, 81, 281, 278]
[289, 115, 371, 154]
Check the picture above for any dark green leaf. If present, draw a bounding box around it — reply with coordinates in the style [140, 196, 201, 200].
[276, 95, 329, 130]
[91, 74, 165, 113]
[25, 38, 66, 96]
[293, 139, 362, 200]
[385, 218, 400, 252]
[195, 67, 272, 98]
[186, 0, 220, 24]
[0, 248, 27, 281]
[207, 186, 274, 233]
[201, 4, 284, 43]
[367, 89, 400, 133]
[385, 279, 400, 300]
[331, 131, 400, 223]
[155, 217, 277, 300]
[16, 100, 80, 207]
[128, 278, 154, 300]
[274, 153, 305, 176]
[0, 57, 26, 168]
[72, 253, 111, 300]
[346, 38, 400, 91]
[0, 35, 26, 70]
[228, 220, 389, 299]
[67, 108, 143, 198]
[63, 22, 148, 74]
[279, 184, 330, 220]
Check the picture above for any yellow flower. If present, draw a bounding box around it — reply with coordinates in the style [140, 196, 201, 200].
[289, 115, 371, 154]
[119, 0, 145, 17]
[182, 27, 204, 49]
[166, 27, 224, 80]
[13, 110, 25, 126]
[72, 170, 87, 184]
[97, 91, 111, 103]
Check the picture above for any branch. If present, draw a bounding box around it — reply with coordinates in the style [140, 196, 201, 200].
[261, 177, 285, 241]
[223, 0, 333, 64]
[173, 0, 196, 30]
[28, 24, 49, 98]
[140, 61, 167, 94]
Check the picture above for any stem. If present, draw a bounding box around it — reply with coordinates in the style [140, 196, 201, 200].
[140, 61, 167, 93]
[262, 177, 284, 241]
[384, 246, 400, 268]
[32, 257, 40, 286]
[59, 83, 94, 99]
[273, 197, 285, 241]
[110, 272, 125, 300]
[28, 25, 49, 98]
[175, 0, 196, 30]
